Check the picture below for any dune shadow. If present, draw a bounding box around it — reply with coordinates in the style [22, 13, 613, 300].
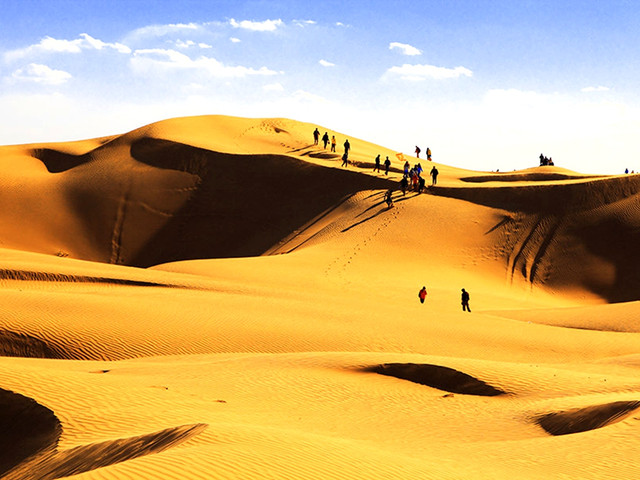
[31, 149, 91, 173]
[535, 401, 640, 436]
[4, 423, 207, 480]
[365, 363, 507, 396]
[0, 330, 66, 359]
[0, 388, 61, 477]
[461, 172, 604, 183]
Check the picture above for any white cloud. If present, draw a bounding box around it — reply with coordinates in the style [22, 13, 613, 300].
[131, 48, 280, 78]
[293, 19, 316, 27]
[385, 63, 473, 81]
[319, 59, 335, 67]
[127, 23, 201, 40]
[229, 18, 284, 32]
[581, 85, 610, 93]
[5, 33, 131, 61]
[175, 39, 196, 49]
[389, 42, 421, 56]
[10, 63, 72, 85]
[230, 37, 241, 43]
[199, 43, 213, 49]
[263, 82, 284, 92]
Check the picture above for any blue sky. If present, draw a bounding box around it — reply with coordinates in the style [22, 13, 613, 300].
[2, 0, 640, 173]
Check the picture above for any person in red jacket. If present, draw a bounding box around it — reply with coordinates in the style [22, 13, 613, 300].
[418, 286, 427, 304]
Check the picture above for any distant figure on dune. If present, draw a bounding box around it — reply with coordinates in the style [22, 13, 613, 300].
[342, 152, 349, 167]
[625, 168, 629, 174]
[404, 161, 410, 175]
[344, 139, 351, 156]
[418, 175, 426, 193]
[313, 128, 319, 145]
[384, 156, 391, 175]
[418, 286, 427, 304]
[374, 154, 381, 172]
[384, 189, 394, 208]
[461, 288, 471, 312]
[415, 146, 421, 158]
[426, 147, 432, 161]
[331, 135, 337, 152]
[322, 132, 329, 149]
[430, 166, 439, 185]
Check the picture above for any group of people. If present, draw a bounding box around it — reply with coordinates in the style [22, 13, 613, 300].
[419, 286, 471, 312]
[313, 128, 352, 165]
[539, 154, 555, 166]
[399, 160, 439, 195]
[414, 146, 432, 161]
[374, 154, 392, 175]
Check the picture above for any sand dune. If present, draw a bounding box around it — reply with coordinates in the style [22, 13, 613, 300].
[1, 115, 640, 478]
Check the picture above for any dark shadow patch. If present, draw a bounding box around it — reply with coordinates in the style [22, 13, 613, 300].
[4, 423, 207, 480]
[461, 172, 604, 183]
[0, 389, 61, 476]
[365, 363, 507, 396]
[0, 331, 66, 359]
[535, 401, 640, 436]
[0, 269, 179, 288]
[31, 149, 91, 173]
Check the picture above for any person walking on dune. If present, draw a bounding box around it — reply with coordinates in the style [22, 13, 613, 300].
[384, 189, 394, 208]
[415, 146, 421, 158]
[322, 132, 329, 149]
[461, 288, 471, 312]
[341, 152, 349, 167]
[430, 165, 439, 186]
[313, 128, 319, 145]
[331, 135, 337, 152]
[426, 147, 432, 161]
[418, 286, 427, 304]
[384, 156, 391, 175]
[344, 139, 351, 157]
[374, 154, 381, 172]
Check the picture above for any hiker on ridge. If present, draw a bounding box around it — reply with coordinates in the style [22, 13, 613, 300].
[322, 132, 329, 149]
[313, 128, 319, 145]
[331, 135, 337, 152]
[430, 166, 439, 186]
[461, 288, 471, 312]
[384, 156, 391, 175]
[374, 154, 381, 172]
[418, 286, 427, 304]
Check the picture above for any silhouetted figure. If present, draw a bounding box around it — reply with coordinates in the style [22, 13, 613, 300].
[418, 175, 426, 193]
[418, 286, 427, 304]
[400, 176, 408, 195]
[322, 132, 329, 149]
[430, 166, 439, 185]
[313, 128, 319, 145]
[374, 154, 381, 172]
[415, 146, 421, 158]
[461, 288, 471, 312]
[384, 189, 393, 208]
[384, 156, 391, 175]
[331, 135, 336, 152]
[539, 153, 545, 166]
[426, 147, 432, 161]
[341, 152, 349, 167]
[404, 161, 410, 175]
[344, 139, 351, 155]
[625, 168, 629, 174]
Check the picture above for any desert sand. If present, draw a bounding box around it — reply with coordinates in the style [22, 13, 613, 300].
[1, 115, 640, 479]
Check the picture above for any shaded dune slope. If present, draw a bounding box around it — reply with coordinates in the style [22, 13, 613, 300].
[535, 401, 640, 436]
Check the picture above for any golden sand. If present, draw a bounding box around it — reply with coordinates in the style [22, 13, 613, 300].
[1, 115, 639, 479]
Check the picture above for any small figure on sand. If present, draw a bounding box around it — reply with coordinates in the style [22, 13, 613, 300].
[418, 286, 427, 304]
[384, 156, 391, 175]
[313, 128, 319, 145]
[374, 154, 381, 172]
[344, 139, 351, 156]
[384, 189, 394, 208]
[400, 175, 408, 195]
[461, 288, 471, 312]
[539, 154, 555, 166]
[322, 132, 329, 149]
[331, 135, 336, 152]
[430, 165, 439, 186]
[341, 152, 349, 167]
[404, 161, 410, 175]
[415, 146, 421, 158]
[426, 147, 432, 161]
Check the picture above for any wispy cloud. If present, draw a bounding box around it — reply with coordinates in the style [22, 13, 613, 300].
[581, 85, 610, 93]
[131, 48, 280, 78]
[319, 59, 335, 67]
[293, 19, 316, 27]
[229, 18, 284, 32]
[10, 63, 72, 85]
[5, 33, 131, 61]
[385, 64, 473, 81]
[263, 82, 284, 92]
[126, 23, 201, 40]
[389, 42, 421, 56]
[230, 37, 241, 43]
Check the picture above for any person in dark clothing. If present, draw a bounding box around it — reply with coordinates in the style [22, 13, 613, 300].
[461, 288, 471, 312]
[344, 139, 351, 156]
[374, 154, 381, 172]
[313, 128, 319, 145]
[400, 175, 408, 195]
[341, 152, 349, 167]
[384, 156, 391, 175]
[322, 132, 329, 149]
[418, 175, 426, 193]
[418, 286, 427, 304]
[430, 166, 439, 185]
[384, 189, 393, 208]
